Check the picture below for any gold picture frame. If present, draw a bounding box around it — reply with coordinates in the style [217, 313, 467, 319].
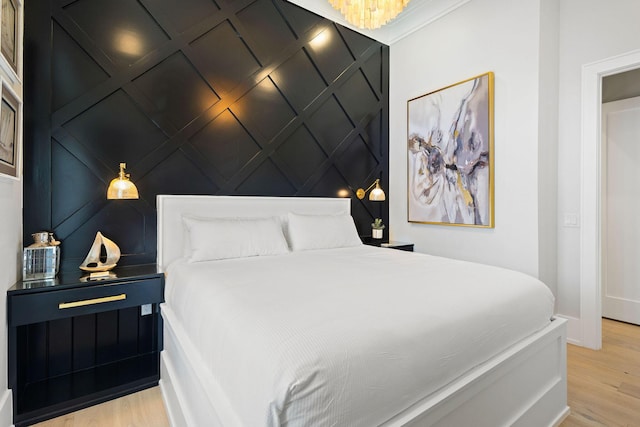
[1, 0, 18, 74]
[0, 80, 20, 177]
[407, 72, 494, 227]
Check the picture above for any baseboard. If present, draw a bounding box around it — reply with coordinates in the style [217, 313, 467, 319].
[551, 406, 571, 427]
[0, 389, 13, 427]
[554, 314, 581, 345]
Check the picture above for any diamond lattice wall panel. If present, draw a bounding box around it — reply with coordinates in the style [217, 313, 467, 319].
[189, 21, 262, 95]
[189, 109, 262, 181]
[24, 0, 389, 270]
[133, 52, 220, 130]
[64, 0, 170, 69]
[271, 50, 326, 111]
[275, 126, 327, 186]
[146, 0, 220, 34]
[51, 22, 110, 110]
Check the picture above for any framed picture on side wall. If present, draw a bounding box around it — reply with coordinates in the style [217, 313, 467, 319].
[0, 80, 20, 178]
[1, 0, 18, 74]
[407, 72, 494, 227]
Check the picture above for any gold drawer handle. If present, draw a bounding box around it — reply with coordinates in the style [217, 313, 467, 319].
[59, 293, 126, 309]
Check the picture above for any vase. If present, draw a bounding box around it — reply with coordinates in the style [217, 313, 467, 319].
[372, 228, 383, 239]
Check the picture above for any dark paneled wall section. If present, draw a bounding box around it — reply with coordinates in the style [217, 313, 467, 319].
[24, 0, 390, 270]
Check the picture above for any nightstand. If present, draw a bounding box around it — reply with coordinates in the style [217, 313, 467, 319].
[7, 264, 164, 427]
[364, 240, 414, 252]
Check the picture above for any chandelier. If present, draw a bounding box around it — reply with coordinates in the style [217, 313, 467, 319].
[329, 0, 411, 30]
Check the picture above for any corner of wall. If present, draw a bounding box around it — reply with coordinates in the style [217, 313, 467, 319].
[537, 0, 560, 296]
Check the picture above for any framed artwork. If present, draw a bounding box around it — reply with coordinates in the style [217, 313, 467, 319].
[1, 0, 18, 73]
[407, 72, 494, 227]
[0, 80, 20, 177]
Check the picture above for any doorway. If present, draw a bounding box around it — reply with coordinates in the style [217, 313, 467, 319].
[580, 49, 640, 350]
[601, 92, 640, 325]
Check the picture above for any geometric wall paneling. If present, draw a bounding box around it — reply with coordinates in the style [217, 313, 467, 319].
[235, 0, 298, 64]
[60, 202, 149, 263]
[336, 24, 375, 59]
[365, 111, 384, 156]
[188, 109, 261, 181]
[51, 21, 109, 111]
[270, 50, 326, 111]
[25, 0, 389, 270]
[277, 0, 323, 38]
[305, 25, 355, 84]
[230, 77, 296, 142]
[146, 0, 221, 35]
[61, 90, 168, 166]
[363, 46, 384, 92]
[63, 0, 170, 69]
[308, 95, 355, 154]
[274, 125, 327, 186]
[137, 149, 219, 196]
[336, 70, 381, 126]
[132, 52, 220, 130]
[308, 165, 353, 199]
[188, 20, 262, 96]
[335, 136, 379, 190]
[51, 140, 105, 228]
[235, 158, 297, 196]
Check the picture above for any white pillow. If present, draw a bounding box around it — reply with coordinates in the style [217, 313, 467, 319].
[182, 216, 289, 262]
[287, 212, 362, 251]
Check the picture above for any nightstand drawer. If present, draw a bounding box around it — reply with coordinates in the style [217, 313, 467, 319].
[9, 278, 163, 327]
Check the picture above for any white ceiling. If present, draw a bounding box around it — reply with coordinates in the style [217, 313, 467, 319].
[286, 0, 472, 45]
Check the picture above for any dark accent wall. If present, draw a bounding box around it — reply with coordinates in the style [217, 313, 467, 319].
[24, 0, 389, 271]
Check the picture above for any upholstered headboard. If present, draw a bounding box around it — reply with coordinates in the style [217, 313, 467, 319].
[156, 195, 351, 271]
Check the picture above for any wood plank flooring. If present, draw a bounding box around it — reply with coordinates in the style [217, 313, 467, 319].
[560, 318, 640, 426]
[34, 318, 640, 427]
[32, 387, 169, 427]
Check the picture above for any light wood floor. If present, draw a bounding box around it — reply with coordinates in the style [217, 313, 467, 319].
[32, 387, 169, 427]
[560, 318, 640, 426]
[34, 318, 640, 427]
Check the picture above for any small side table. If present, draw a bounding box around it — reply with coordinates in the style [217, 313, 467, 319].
[364, 240, 414, 252]
[7, 264, 164, 427]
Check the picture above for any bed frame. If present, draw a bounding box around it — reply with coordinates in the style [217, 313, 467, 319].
[156, 195, 569, 426]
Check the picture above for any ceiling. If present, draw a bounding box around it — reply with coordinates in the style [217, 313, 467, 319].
[286, 0, 471, 45]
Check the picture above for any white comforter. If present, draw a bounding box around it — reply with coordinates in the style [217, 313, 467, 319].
[164, 245, 554, 427]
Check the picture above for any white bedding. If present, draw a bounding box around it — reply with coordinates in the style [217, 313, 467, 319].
[163, 245, 554, 427]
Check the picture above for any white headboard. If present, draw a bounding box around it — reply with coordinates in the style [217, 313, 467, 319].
[156, 195, 351, 271]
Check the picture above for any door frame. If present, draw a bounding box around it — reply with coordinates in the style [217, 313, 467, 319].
[580, 49, 640, 349]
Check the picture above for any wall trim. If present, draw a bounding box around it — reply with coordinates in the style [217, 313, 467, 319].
[0, 389, 13, 427]
[553, 314, 581, 346]
[580, 48, 640, 350]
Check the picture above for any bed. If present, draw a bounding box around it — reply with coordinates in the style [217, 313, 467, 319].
[156, 195, 568, 426]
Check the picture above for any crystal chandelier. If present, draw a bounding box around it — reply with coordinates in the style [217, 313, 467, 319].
[329, 0, 411, 30]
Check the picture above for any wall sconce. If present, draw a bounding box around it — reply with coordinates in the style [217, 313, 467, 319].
[356, 178, 386, 201]
[106, 163, 139, 200]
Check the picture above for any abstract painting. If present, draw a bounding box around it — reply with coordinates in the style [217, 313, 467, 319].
[407, 72, 494, 227]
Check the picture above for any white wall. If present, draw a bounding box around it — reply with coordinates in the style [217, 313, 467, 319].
[0, 3, 24, 422]
[0, 177, 21, 424]
[556, 0, 640, 318]
[537, 0, 559, 297]
[389, 0, 546, 279]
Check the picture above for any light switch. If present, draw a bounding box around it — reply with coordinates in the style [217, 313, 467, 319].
[563, 213, 579, 227]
